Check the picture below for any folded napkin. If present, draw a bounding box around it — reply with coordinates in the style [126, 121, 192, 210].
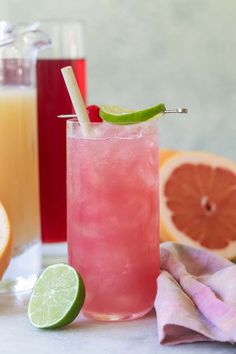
[155, 242, 236, 345]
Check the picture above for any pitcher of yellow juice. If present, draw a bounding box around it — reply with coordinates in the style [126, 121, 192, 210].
[0, 22, 50, 286]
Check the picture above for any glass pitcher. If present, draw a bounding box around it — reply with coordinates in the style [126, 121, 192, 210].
[0, 21, 51, 288]
[36, 20, 86, 265]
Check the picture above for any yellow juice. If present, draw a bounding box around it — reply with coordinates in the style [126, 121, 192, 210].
[0, 87, 40, 255]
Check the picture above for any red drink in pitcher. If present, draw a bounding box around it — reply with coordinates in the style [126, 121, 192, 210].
[37, 58, 86, 243]
[36, 20, 86, 244]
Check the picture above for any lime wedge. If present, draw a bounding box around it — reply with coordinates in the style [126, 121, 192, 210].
[99, 103, 166, 125]
[28, 264, 85, 329]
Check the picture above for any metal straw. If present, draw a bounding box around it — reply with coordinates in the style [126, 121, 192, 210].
[57, 108, 188, 119]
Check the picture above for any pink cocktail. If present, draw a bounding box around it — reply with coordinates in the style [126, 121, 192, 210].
[67, 121, 159, 321]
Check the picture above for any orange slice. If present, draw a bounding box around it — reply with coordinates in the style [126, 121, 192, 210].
[0, 202, 12, 278]
[160, 151, 236, 259]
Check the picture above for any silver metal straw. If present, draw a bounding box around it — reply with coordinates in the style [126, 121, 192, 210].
[164, 108, 188, 114]
[57, 108, 188, 118]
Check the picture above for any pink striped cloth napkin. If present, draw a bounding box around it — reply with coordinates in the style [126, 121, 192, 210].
[155, 242, 236, 345]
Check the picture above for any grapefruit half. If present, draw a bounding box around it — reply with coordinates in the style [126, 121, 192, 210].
[160, 151, 236, 259]
[0, 202, 12, 278]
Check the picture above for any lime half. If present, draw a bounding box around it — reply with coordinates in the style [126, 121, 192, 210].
[99, 103, 166, 125]
[28, 264, 85, 329]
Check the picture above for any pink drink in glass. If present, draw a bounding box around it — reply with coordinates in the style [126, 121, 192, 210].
[67, 121, 159, 321]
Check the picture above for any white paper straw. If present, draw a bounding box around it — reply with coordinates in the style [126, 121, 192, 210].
[61, 66, 91, 137]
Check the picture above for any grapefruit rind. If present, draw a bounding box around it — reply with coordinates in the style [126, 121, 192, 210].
[159, 149, 179, 167]
[159, 149, 180, 242]
[0, 202, 12, 278]
[160, 151, 236, 259]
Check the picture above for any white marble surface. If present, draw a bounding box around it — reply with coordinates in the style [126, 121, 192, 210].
[0, 291, 235, 354]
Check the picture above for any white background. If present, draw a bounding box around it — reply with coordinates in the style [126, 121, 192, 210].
[1, 0, 236, 158]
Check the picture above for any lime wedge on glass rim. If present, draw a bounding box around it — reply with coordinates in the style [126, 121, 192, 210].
[99, 103, 166, 125]
[28, 264, 85, 329]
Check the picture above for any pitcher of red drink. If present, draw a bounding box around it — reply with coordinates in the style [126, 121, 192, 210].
[36, 20, 86, 260]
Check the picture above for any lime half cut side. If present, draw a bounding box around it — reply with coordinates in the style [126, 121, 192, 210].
[99, 103, 166, 125]
[28, 264, 85, 329]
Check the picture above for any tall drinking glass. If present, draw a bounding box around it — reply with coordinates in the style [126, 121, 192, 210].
[67, 121, 159, 321]
[36, 20, 86, 262]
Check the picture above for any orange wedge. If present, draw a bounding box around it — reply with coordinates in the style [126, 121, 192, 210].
[160, 151, 236, 259]
[0, 202, 12, 278]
